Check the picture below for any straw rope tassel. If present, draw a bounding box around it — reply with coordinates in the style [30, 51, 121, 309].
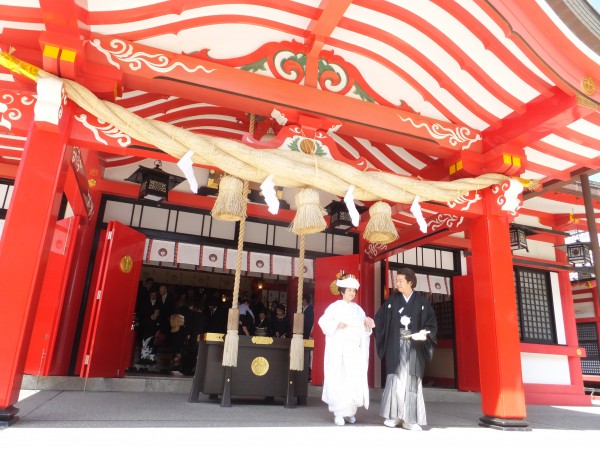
[222, 180, 250, 367]
[212, 175, 247, 221]
[363, 201, 398, 244]
[291, 188, 326, 235]
[290, 235, 306, 371]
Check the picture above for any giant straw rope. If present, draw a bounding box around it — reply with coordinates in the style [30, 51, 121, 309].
[0, 51, 535, 207]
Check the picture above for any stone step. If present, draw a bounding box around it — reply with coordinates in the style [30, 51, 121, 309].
[21, 374, 481, 403]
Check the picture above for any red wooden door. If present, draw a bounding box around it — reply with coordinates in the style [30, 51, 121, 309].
[312, 254, 360, 385]
[80, 221, 145, 378]
[24, 216, 81, 375]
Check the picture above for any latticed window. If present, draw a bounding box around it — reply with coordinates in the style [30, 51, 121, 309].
[513, 267, 556, 344]
[577, 322, 600, 376]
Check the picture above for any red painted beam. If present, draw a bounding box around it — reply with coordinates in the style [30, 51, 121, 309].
[482, 88, 589, 150]
[305, 0, 352, 87]
[84, 34, 481, 158]
[96, 178, 298, 225]
[484, 0, 600, 104]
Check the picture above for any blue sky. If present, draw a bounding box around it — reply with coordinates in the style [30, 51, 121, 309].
[590, 0, 600, 12]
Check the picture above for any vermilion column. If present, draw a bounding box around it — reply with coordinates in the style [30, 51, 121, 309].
[0, 105, 74, 427]
[469, 188, 528, 429]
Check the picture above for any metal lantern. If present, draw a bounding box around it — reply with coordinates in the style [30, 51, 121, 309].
[326, 200, 354, 230]
[509, 227, 529, 252]
[567, 241, 592, 265]
[125, 161, 186, 202]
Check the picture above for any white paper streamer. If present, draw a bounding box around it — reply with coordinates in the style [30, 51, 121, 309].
[176, 150, 198, 193]
[260, 174, 280, 215]
[501, 179, 524, 214]
[410, 195, 428, 233]
[343, 185, 360, 227]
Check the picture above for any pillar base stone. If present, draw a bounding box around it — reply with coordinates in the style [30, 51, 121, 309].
[0, 406, 19, 429]
[479, 415, 531, 431]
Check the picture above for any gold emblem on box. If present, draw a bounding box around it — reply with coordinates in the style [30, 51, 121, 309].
[119, 255, 133, 273]
[204, 333, 225, 342]
[251, 336, 273, 345]
[251, 356, 269, 376]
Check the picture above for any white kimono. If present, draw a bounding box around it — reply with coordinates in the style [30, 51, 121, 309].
[318, 299, 371, 417]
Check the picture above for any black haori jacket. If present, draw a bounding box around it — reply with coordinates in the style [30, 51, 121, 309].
[375, 290, 438, 378]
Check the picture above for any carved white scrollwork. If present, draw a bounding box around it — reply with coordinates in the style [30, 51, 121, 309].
[447, 192, 481, 211]
[428, 214, 464, 231]
[491, 179, 523, 216]
[365, 243, 387, 259]
[89, 39, 216, 74]
[75, 113, 132, 147]
[0, 94, 22, 130]
[397, 115, 481, 150]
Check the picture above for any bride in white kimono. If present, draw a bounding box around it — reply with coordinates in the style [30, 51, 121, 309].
[318, 275, 375, 426]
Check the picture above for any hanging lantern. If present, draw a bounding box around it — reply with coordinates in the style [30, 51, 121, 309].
[567, 241, 592, 265]
[290, 188, 326, 235]
[211, 175, 247, 221]
[125, 160, 186, 203]
[326, 200, 354, 230]
[509, 226, 529, 252]
[363, 201, 398, 244]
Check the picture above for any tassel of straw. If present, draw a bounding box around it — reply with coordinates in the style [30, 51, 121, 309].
[290, 187, 326, 235]
[211, 175, 247, 222]
[222, 311, 240, 367]
[363, 201, 398, 244]
[290, 235, 306, 371]
[222, 180, 250, 367]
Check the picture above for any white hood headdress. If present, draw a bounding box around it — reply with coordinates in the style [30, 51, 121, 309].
[336, 276, 360, 290]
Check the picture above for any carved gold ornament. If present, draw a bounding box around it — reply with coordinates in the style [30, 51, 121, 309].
[581, 75, 596, 96]
[119, 255, 133, 273]
[251, 356, 269, 376]
[88, 179, 96, 188]
[330, 271, 345, 295]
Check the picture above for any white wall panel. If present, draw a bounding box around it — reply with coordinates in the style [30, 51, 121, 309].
[422, 247, 436, 267]
[517, 239, 557, 261]
[175, 211, 204, 235]
[244, 221, 268, 244]
[333, 235, 354, 255]
[574, 301, 596, 319]
[521, 353, 570, 385]
[139, 205, 169, 230]
[550, 272, 566, 345]
[210, 219, 235, 240]
[167, 210, 177, 232]
[403, 248, 417, 265]
[305, 232, 326, 252]
[441, 251, 454, 270]
[103, 200, 134, 224]
[132, 204, 142, 227]
[274, 225, 297, 248]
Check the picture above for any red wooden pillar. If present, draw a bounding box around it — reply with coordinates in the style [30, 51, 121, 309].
[51, 148, 103, 375]
[469, 188, 528, 429]
[554, 236, 587, 400]
[358, 240, 375, 387]
[0, 105, 74, 427]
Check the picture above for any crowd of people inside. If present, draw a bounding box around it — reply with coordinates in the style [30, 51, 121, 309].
[130, 278, 313, 376]
[132, 269, 438, 432]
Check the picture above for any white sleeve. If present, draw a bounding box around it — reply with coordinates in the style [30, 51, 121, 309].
[318, 303, 340, 337]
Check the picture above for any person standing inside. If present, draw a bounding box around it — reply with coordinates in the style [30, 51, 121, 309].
[318, 275, 375, 426]
[271, 304, 289, 338]
[375, 267, 437, 431]
[302, 294, 314, 339]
